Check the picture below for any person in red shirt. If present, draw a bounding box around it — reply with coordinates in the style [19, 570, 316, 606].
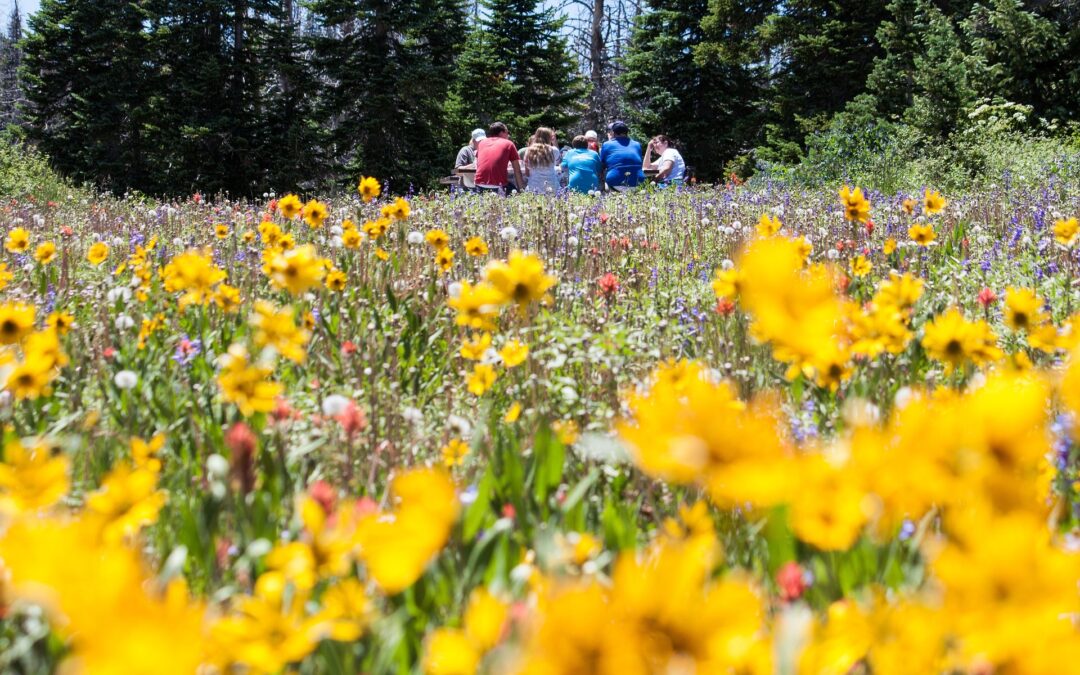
[475, 122, 524, 193]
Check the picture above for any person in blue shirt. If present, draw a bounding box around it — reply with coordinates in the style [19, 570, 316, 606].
[561, 135, 601, 194]
[599, 120, 644, 191]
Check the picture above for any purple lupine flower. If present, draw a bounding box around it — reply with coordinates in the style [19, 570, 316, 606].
[173, 336, 202, 367]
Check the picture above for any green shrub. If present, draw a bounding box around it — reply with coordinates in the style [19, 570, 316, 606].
[0, 137, 87, 202]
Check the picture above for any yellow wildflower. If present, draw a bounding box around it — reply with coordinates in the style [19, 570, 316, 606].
[5, 227, 30, 253]
[278, 194, 303, 219]
[87, 241, 110, 265]
[358, 176, 381, 202]
[467, 363, 497, 396]
[34, 241, 57, 264]
[0, 440, 69, 514]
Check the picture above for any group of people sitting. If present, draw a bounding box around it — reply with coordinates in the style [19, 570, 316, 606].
[453, 121, 686, 195]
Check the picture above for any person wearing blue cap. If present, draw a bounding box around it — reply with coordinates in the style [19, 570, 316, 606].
[599, 120, 645, 191]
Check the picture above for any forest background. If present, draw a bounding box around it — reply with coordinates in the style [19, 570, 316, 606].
[0, 0, 1077, 197]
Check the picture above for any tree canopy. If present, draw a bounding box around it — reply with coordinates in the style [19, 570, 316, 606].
[11, 0, 1080, 194]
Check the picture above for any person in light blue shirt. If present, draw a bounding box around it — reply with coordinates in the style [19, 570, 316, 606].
[599, 120, 644, 190]
[561, 135, 601, 194]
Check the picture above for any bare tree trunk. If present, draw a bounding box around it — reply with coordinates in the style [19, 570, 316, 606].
[587, 0, 604, 129]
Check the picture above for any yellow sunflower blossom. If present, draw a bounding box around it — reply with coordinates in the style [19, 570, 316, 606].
[459, 332, 491, 361]
[34, 241, 57, 264]
[303, 200, 329, 229]
[358, 176, 381, 202]
[217, 345, 285, 416]
[441, 438, 470, 468]
[498, 339, 529, 367]
[87, 241, 110, 265]
[5, 227, 30, 253]
[467, 363, 497, 396]
[85, 462, 168, 544]
[161, 248, 228, 308]
[354, 467, 459, 594]
[277, 194, 303, 220]
[483, 250, 557, 309]
[250, 300, 310, 364]
[382, 197, 411, 221]
[1004, 287, 1046, 333]
[921, 307, 1003, 373]
[756, 213, 782, 237]
[325, 268, 347, 292]
[266, 244, 326, 296]
[0, 301, 36, 344]
[1054, 217, 1079, 247]
[840, 185, 871, 223]
[425, 229, 450, 250]
[465, 237, 489, 256]
[923, 188, 947, 215]
[449, 281, 503, 331]
[0, 261, 13, 288]
[209, 571, 325, 673]
[908, 223, 935, 246]
[0, 440, 69, 515]
[849, 255, 872, 278]
[46, 311, 75, 334]
[436, 247, 454, 274]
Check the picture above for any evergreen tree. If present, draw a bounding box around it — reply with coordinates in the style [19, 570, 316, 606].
[1049, 0, 1080, 123]
[962, 0, 1066, 120]
[309, 0, 468, 190]
[864, 0, 974, 139]
[260, 0, 325, 192]
[143, 0, 273, 196]
[449, 0, 585, 144]
[904, 3, 973, 139]
[0, 2, 23, 132]
[864, 0, 922, 118]
[759, 0, 891, 162]
[621, 0, 773, 181]
[21, 0, 154, 192]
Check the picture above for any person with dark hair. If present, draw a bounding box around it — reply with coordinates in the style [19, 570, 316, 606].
[561, 135, 601, 194]
[643, 135, 686, 185]
[599, 120, 644, 191]
[475, 122, 524, 193]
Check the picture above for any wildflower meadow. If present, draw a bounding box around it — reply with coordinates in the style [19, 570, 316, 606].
[2, 175, 1080, 674]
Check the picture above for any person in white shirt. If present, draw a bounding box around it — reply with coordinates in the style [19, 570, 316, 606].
[523, 127, 560, 194]
[642, 134, 686, 185]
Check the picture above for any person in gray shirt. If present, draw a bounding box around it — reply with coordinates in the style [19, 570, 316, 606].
[455, 128, 486, 171]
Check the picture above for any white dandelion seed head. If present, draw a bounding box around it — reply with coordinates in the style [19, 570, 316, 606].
[322, 394, 350, 417]
[114, 370, 138, 389]
[447, 414, 472, 438]
[206, 454, 229, 480]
